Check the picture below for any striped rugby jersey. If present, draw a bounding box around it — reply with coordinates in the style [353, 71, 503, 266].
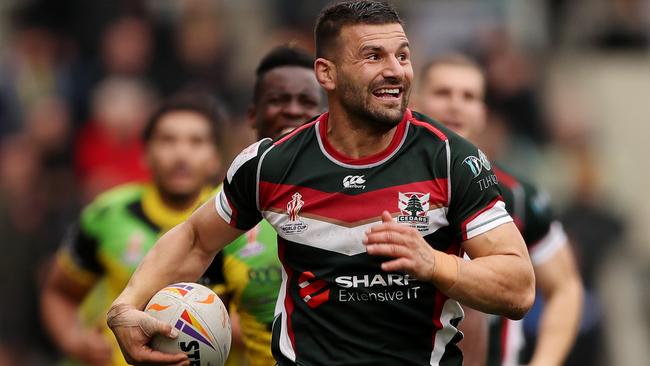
[216, 109, 513, 366]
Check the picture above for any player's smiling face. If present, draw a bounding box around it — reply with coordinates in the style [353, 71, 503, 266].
[334, 23, 413, 130]
[251, 66, 323, 140]
[417, 64, 486, 140]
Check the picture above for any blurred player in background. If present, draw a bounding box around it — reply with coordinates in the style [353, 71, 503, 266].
[41, 93, 225, 366]
[212, 45, 324, 366]
[415, 54, 583, 366]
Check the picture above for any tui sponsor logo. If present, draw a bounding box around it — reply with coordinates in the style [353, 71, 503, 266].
[463, 149, 492, 178]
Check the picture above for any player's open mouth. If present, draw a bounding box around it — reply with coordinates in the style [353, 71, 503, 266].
[372, 87, 402, 100]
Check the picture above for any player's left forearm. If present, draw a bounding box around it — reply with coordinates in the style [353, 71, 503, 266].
[530, 278, 583, 365]
[529, 245, 584, 366]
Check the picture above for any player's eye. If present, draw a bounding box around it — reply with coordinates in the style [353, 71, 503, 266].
[300, 97, 318, 108]
[158, 134, 175, 144]
[433, 88, 451, 97]
[366, 53, 379, 61]
[464, 92, 477, 101]
[190, 136, 205, 146]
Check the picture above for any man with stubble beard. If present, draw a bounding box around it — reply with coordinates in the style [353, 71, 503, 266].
[106, 2, 535, 365]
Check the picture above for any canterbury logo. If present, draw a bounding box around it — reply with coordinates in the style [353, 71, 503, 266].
[298, 271, 330, 309]
[343, 175, 366, 189]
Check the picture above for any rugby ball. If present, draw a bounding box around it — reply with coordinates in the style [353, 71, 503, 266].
[145, 282, 231, 366]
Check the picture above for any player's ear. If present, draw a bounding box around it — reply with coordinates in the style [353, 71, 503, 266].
[315, 58, 336, 91]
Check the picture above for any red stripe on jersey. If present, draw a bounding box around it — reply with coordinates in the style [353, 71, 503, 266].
[318, 110, 411, 166]
[493, 167, 523, 230]
[493, 166, 519, 190]
[460, 197, 501, 241]
[278, 239, 297, 351]
[431, 242, 461, 349]
[410, 118, 448, 141]
[432, 291, 447, 342]
[298, 271, 330, 309]
[500, 317, 509, 363]
[259, 180, 449, 224]
[274, 119, 319, 146]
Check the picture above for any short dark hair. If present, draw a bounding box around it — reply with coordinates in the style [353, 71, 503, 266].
[142, 92, 226, 150]
[419, 54, 485, 91]
[253, 45, 315, 103]
[315, 0, 403, 59]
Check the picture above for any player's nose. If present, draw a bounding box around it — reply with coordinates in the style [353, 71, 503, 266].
[381, 55, 405, 80]
[282, 99, 308, 118]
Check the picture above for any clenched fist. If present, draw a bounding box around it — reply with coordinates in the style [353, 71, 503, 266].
[363, 211, 459, 291]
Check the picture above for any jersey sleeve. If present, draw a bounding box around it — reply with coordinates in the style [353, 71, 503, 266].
[445, 136, 512, 241]
[520, 183, 568, 264]
[215, 139, 272, 231]
[56, 206, 105, 286]
[520, 182, 553, 244]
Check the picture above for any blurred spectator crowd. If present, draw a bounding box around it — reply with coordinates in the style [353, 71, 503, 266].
[0, 0, 648, 365]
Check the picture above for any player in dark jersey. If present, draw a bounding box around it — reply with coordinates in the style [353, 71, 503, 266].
[41, 93, 225, 366]
[106, 2, 535, 366]
[211, 46, 325, 366]
[414, 54, 583, 366]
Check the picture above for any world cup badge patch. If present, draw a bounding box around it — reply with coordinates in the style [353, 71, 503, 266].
[280, 192, 308, 234]
[397, 192, 430, 231]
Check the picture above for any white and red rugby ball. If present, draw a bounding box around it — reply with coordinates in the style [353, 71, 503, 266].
[145, 282, 231, 366]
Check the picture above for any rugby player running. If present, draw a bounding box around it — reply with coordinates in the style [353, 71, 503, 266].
[107, 2, 535, 365]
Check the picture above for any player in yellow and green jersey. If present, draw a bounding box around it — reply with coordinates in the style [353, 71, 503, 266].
[210, 46, 325, 366]
[41, 93, 226, 366]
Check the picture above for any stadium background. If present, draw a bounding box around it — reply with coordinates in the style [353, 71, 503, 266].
[0, 0, 648, 365]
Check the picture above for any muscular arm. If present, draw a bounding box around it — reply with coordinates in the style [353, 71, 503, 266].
[114, 199, 245, 309]
[529, 244, 583, 366]
[41, 261, 111, 366]
[453, 222, 535, 319]
[365, 212, 535, 319]
[107, 199, 246, 365]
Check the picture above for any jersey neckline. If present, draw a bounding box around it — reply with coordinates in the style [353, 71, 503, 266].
[141, 185, 212, 231]
[315, 109, 411, 169]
